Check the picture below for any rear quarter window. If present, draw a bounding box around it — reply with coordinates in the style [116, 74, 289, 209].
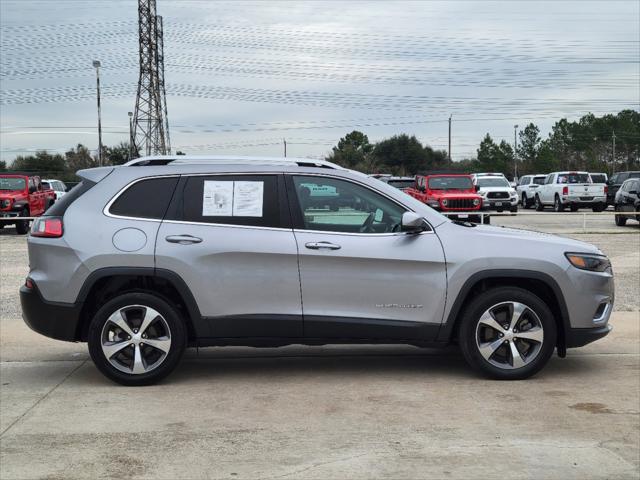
[109, 177, 179, 220]
[46, 180, 96, 216]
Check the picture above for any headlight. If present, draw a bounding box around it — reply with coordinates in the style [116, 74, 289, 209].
[442, 199, 448, 206]
[1, 199, 11, 208]
[473, 198, 480, 206]
[565, 253, 611, 272]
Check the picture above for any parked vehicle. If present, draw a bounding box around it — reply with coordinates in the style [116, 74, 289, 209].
[406, 173, 487, 223]
[383, 176, 415, 192]
[471, 173, 518, 212]
[42, 179, 68, 200]
[613, 178, 640, 226]
[21, 156, 613, 385]
[535, 171, 606, 212]
[589, 173, 608, 184]
[0, 173, 56, 234]
[516, 174, 546, 208]
[607, 171, 640, 206]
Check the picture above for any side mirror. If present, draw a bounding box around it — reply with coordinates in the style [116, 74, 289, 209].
[401, 212, 428, 233]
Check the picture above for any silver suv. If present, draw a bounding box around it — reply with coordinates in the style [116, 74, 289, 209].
[21, 156, 613, 385]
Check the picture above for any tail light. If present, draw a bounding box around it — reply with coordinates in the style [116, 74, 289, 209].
[562, 186, 568, 195]
[31, 217, 63, 238]
[604, 185, 608, 194]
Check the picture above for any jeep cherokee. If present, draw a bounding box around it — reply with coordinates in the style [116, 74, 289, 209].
[21, 156, 613, 385]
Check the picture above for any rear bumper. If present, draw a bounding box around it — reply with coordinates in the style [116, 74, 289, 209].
[20, 284, 81, 342]
[565, 325, 612, 348]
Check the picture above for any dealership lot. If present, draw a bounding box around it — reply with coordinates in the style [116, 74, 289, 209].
[0, 215, 638, 479]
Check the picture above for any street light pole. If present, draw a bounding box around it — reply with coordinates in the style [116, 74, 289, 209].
[448, 114, 452, 163]
[513, 124, 519, 180]
[92, 60, 103, 166]
[128, 112, 134, 161]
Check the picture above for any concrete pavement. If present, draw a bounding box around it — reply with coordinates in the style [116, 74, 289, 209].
[1, 218, 639, 479]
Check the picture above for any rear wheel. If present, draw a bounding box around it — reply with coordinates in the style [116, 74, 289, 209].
[570, 205, 578, 212]
[458, 287, 557, 380]
[88, 292, 186, 386]
[553, 195, 564, 212]
[15, 208, 30, 235]
[534, 195, 544, 211]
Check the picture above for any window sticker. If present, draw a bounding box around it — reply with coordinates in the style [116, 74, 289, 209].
[202, 180, 264, 217]
[233, 181, 264, 217]
[203, 181, 233, 216]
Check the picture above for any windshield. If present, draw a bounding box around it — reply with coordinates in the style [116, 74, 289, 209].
[557, 173, 590, 184]
[387, 180, 414, 189]
[0, 177, 26, 190]
[477, 177, 509, 188]
[532, 176, 546, 185]
[428, 176, 472, 190]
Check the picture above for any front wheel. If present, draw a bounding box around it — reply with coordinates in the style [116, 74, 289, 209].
[614, 207, 627, 226]
[522, 193, 530, 209]
[458, 287, 557, 380]
[88, 292, 186, 386]
[592, 204, 605, 213]
[15, 209, 30, 235]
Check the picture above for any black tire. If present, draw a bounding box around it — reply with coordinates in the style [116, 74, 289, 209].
[522, 193, 530, 209]
[534, 195, 544, 211]
[510, 205, 518, 213]
[88, 292, 187, 386]
[553, 195, 564, 212]
[570, 205, 578, 212]
[15, 209, 30, 235]
[458, 287, 557, 380]
[482, 215, 491, 224]
[614, 207, 627, 226]
[592, 204, 605, 213]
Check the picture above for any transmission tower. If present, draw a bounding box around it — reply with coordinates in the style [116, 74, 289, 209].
[132, 0, 171, 157]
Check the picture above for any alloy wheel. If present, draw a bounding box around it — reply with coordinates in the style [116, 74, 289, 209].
[475, 301, 544, 370]
[100, 305, 172, 375]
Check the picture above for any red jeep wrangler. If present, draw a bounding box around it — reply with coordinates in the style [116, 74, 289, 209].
[0, 174, 56, 234]
[406, 173, 488, 224]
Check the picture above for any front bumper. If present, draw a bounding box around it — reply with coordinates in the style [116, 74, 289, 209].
[481, 199, 518, 211]
[20, 284, 82, 342]
[565, 324, 612, 348]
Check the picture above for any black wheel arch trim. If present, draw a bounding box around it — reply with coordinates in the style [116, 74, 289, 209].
[437, 269, 571, 348]
[75, 266, 207, 338]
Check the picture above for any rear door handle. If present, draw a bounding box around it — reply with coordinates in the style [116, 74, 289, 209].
[305, 241, 341, 250]
[165, 235, 203, 245]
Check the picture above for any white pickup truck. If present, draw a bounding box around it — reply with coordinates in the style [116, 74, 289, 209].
[534, 171, 607, 212]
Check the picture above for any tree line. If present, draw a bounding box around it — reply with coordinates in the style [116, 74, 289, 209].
[0, 143, 135, 181]
[327, 109, 639, 177]
[2, 110, 637, 180]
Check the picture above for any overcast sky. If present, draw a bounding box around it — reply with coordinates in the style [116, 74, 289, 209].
[1, 0, 638, 162]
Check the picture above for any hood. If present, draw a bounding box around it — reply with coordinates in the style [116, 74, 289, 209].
[477, 186, 516, 193]
[0, 190, 25, 199]
[460, 223, 602, 254]
[430, 190, 479, 198]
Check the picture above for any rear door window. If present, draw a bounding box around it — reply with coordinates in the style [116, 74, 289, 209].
[176, 175, 282, 228]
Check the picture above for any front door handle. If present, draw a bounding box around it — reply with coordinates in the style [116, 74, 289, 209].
[165, 235, 203, 245]
[305, 241, 341, 250]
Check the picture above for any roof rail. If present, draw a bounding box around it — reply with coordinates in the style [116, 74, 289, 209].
[124, 155, 343, 170]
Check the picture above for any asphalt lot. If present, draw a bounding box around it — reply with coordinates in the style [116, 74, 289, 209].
[0, 214, 638, 479]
